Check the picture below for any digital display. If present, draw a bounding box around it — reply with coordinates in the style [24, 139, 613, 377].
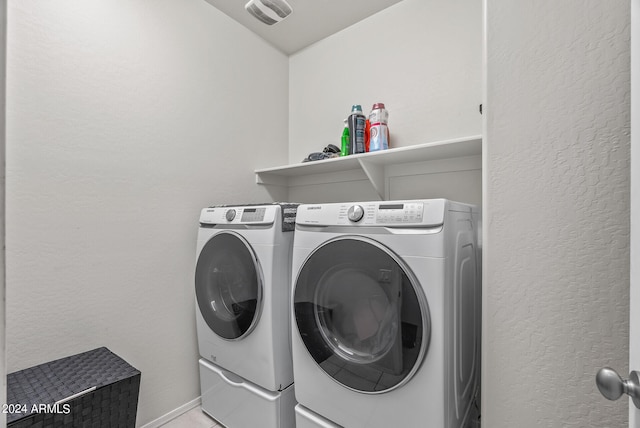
[241, 207, 265, 222]
[375, 202, 424, 225]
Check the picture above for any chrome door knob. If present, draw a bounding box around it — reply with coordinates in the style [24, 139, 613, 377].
[347, 205, 364, 222]
[596, 367, 640, 409]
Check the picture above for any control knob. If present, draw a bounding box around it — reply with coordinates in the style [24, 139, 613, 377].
[225, 209, 236, 221]
[347, 205, 364, 222]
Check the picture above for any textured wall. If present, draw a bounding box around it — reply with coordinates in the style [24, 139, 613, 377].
[0, 1, 5, 426]
[6, 0, 288, 425]
[484, 1, 630, 426]
[631, 1, 640, 425]
[288, 0, 482, 165]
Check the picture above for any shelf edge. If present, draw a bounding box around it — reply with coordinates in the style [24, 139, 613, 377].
[254, 135, 482, 176]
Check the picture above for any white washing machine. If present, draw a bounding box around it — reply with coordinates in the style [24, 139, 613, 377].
[195, 203, 298, 428]
[291, 199, 481, 428]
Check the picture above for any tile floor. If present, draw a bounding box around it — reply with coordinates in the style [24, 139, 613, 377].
[159, 406, 221, 428]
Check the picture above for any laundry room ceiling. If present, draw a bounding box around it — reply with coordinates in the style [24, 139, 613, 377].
[203, 0, 406, 55]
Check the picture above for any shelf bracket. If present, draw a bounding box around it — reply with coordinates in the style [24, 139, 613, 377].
[357, 159, 386, 200]
[255, 172, 288, 187]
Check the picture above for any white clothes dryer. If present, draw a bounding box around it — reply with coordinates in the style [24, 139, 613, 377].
[291, 199, 481, 428]
[195, 203, 298, 428]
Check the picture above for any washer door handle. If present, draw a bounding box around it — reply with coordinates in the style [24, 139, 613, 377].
[596, 367, 640, 408]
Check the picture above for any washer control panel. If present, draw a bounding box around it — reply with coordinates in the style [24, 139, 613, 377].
[337, 202, 425, 225]
[375, 202, 424, 224]
[297, 200, 446, 228]
[340, 203, 424, 224]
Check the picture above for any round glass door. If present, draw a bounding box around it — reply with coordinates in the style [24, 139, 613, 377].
[293, 237, 430, 394]
[195, 232, 263, 340]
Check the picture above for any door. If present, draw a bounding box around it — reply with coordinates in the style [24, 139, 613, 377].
[631, 0, 639, 425]
[195, 231, 263, 340]
[292, 236, 431, 393]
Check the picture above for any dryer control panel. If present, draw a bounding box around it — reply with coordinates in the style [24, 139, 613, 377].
[199, 206, 276, 226]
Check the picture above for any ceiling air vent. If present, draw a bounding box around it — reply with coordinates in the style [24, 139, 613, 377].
[245, 0, 293, 25]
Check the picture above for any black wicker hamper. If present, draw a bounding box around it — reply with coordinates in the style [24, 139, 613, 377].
[6, 347, 141, 428]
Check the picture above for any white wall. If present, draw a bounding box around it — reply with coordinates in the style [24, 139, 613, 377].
[6, 0, 288, 425]
[484, 1, 630, 426]
[287, 0, 482, 204]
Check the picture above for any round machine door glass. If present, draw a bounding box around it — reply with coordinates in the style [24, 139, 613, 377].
[293, 237, 430, 393]
[195, 232, 262, 340]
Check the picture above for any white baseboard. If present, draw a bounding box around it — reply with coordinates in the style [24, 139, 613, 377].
[140, 397, 201, 428]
